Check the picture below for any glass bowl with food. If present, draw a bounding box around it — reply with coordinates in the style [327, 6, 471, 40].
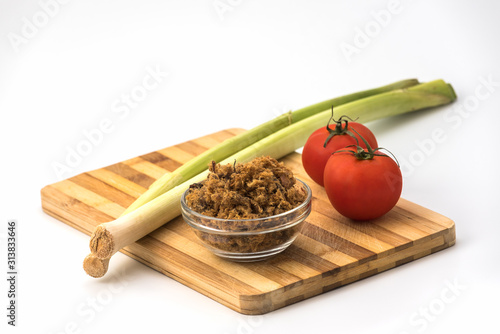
[180, 157, 312, 262]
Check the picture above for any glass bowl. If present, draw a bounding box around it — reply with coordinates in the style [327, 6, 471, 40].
[180, 179, 312, 262]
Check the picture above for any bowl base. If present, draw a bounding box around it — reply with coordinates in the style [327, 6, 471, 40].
[208, 239, 295, 262]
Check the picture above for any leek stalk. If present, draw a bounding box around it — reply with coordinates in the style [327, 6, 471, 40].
[85, 79, 456, 277]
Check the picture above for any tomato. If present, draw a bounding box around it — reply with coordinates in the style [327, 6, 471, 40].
[323, 146, 402, 221]
[302, 121, 377, 186]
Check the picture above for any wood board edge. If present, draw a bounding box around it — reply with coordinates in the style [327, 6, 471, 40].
[235, 225, 456, 315]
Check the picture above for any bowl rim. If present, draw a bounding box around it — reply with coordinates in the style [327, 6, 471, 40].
[181, 178, 312, 235]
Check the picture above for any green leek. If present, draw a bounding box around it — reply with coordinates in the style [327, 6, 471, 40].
[88, 79, 456, 268]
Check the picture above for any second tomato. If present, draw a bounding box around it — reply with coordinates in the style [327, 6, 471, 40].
[323, 146, 403, 221]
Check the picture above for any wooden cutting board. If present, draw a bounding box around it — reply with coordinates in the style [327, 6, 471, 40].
[41, 128, 456, 315]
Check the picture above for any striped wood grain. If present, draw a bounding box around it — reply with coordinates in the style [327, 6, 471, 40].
[41, 128, 456, 315]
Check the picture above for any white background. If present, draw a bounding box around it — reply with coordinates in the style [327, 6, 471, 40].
[1, 0, 499, 333]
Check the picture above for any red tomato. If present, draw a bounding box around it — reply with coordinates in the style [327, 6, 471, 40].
[302, 122, 377, 186]
[323, 147, 402, 221]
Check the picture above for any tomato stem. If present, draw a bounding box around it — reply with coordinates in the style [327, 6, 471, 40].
[323, 108, 360, 148]
[342, 127, 400, 166]
[349, 127, 375, 157]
